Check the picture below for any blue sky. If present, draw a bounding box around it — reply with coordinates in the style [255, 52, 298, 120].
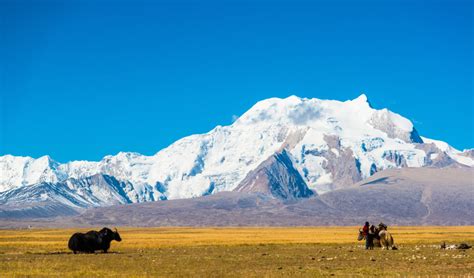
[1, 0, 472, 162]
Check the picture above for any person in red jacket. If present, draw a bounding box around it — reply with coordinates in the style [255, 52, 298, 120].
[362, 222, 370, 250]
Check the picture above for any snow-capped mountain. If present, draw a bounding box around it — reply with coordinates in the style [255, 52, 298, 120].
[1, 94, 472, 214]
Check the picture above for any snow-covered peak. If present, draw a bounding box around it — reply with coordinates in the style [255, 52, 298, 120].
[371, 109, 413, 132]
[0, 154, 65, 192]
[103, 151, 143, 161]
[235, 95, 313, 125]
[236, 94, 374, 127]
[348, 93, 371, 106]
[1, 94, 472, 205]
[35, 155, 57, 168]
[234, 94, 420, 144]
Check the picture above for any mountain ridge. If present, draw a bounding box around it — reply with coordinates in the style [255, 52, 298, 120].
[1, 167, 471, 226]
[1, 94, 472, 216]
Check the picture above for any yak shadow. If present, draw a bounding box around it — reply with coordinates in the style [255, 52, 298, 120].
[39, 251, 121, 256]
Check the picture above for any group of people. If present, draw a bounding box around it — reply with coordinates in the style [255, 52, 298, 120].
[361, 221, 387, 250]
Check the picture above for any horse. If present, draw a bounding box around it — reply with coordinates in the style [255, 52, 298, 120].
[378, 224, 397, 250]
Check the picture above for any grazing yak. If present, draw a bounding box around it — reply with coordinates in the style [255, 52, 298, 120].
[68, 227, 122, 254]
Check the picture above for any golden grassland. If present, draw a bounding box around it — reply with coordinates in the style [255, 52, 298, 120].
[0, 226, 473, 277]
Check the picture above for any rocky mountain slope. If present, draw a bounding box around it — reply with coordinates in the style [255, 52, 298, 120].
[1, 167, 471, 227]
[235, 150, 314, 200]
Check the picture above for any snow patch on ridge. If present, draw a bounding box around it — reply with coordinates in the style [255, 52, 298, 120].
[421, 137, 474, 166]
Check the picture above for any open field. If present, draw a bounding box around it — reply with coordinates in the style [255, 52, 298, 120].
[0, 226, 473, 277]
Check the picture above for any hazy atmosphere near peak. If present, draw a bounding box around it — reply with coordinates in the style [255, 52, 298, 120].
[1, 0, 472, 162]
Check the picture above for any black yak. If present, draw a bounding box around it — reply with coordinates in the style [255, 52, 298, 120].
[68, 227, 122, 254]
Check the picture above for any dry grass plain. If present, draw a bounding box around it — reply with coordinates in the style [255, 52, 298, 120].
[0, 226, 473, 277]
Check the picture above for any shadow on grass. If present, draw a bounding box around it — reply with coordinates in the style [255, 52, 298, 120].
[29, 251, 122, 256]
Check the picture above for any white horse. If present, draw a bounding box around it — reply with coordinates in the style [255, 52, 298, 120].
[379, 229, 396, 250]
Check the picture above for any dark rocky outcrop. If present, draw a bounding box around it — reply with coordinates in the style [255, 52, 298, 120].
[235, 149, 314, 200]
